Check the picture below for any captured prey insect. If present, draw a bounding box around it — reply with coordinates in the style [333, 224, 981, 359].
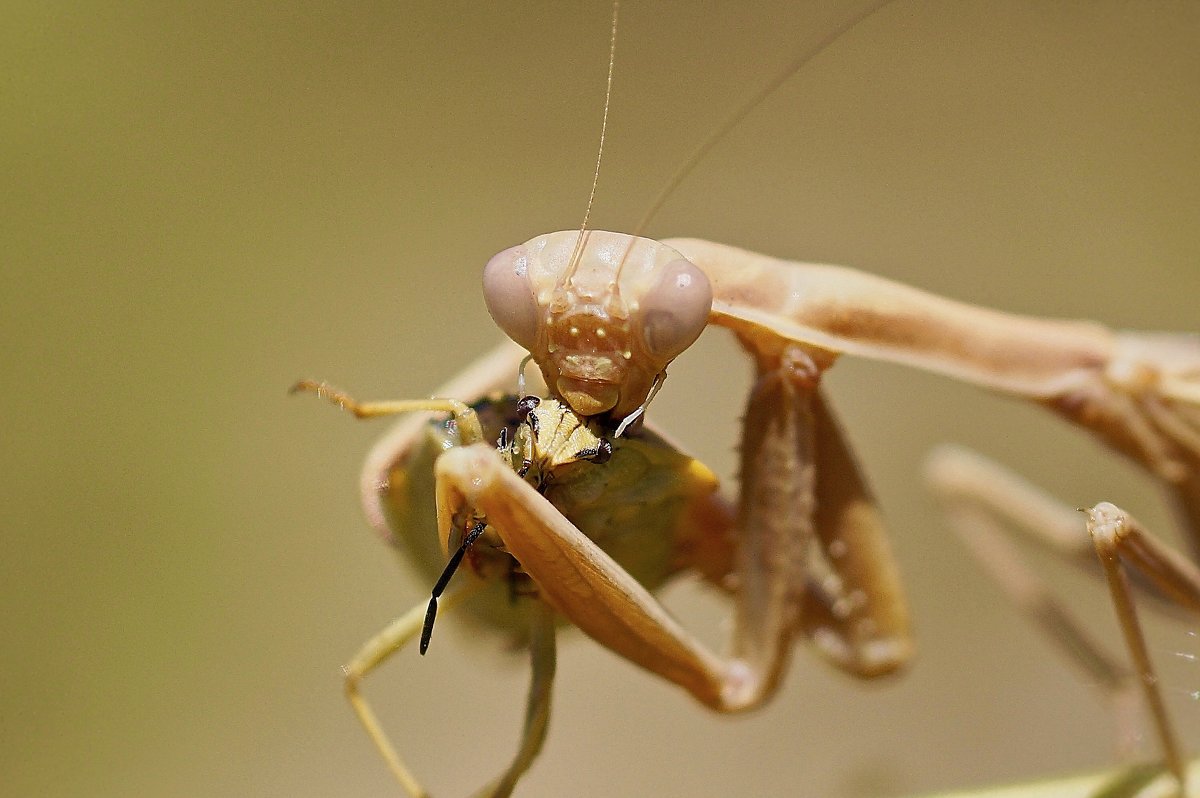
[293, 3, 1200, 797]
[291, 356, 747, 798]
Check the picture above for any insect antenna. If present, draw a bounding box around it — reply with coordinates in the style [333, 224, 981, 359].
[600, 2, 897, 433]
[563, 0, 620, 284]
[631, 0, 896, 236]
[419, 520, 488, 655]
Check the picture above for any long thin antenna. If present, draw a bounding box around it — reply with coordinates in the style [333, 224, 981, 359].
[633, 0, 895, 236]
[567, 0, 620, 273]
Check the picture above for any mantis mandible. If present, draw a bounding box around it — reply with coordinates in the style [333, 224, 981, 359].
[295, 3, 1200, 796]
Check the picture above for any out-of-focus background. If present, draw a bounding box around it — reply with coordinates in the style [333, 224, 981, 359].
[4, 2, 1198, 796]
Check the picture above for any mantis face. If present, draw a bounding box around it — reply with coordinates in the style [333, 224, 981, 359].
[484, 229, 712, 419]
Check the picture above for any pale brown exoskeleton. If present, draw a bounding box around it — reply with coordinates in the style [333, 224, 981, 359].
[296, 3, 1200, 796]
[482, 227, 1200, 784]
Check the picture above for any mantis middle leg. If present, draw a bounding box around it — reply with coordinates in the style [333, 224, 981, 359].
[927, 446, 1200, 793]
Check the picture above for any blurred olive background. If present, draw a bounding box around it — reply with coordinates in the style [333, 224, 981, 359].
[3, 2, 1198, 796]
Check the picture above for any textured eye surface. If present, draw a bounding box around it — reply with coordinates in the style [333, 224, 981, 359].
[639, 259, 712, 362]
[483, 245, 540, 350]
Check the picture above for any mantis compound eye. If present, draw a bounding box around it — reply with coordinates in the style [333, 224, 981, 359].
[638, 259, 712, 364]
[483, 245, 541, 352]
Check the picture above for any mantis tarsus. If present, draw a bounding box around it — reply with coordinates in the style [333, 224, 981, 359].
[295, 2, 1200, 796]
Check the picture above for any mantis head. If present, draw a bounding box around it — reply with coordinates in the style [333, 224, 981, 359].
[484, 230, 712, 420]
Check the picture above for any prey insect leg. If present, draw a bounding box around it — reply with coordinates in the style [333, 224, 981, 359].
[289, 381, 485, 445]
[471, 602, 556, 798]
[342, 582, 554, 798]
[342, 584, 479, 798]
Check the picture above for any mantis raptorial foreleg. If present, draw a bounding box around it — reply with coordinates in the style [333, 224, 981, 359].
[800, 369, 912, 677]
[433, 440, 740, 709]
[736, 343, 911, 689]
[926, 446, 1200, 792]
[427, 359, 912, 718]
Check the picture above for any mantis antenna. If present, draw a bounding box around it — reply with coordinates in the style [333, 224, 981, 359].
[536, 1, 895, 431]
[632, 0, 896, 235]
[601, 2, 897, 430]
[565, 0, 621, 276]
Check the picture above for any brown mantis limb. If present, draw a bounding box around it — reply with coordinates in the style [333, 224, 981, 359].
[433, 440, 741, 710]
[1088, 503, 1200, 794]
[926, 446, 1200, 794]
[426, 348, 913, 716]
[801, 370, 912, 677]
[735, 343, 912, 694]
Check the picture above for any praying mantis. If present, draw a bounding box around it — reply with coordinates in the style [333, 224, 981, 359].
[294, 2, 1200, 796]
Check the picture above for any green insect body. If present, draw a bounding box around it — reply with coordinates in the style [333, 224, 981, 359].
[374, 395, 728, 641]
